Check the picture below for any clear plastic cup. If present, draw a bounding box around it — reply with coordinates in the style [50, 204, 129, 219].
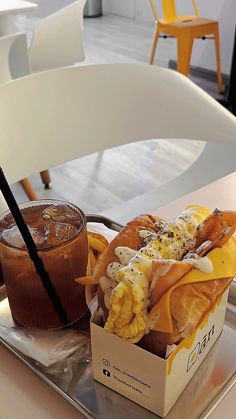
[0, 199, 88, 329]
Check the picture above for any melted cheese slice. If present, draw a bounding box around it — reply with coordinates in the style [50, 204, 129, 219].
[149, 237, 236, 333]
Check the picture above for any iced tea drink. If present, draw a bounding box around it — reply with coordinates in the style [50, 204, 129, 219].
[0, 200, 88, 329]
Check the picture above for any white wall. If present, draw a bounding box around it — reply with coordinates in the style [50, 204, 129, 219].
[103, 0, 236, 75]
[103, 0, 136, 18]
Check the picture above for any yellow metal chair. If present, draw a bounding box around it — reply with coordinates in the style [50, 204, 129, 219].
[149, 0, 223, 93]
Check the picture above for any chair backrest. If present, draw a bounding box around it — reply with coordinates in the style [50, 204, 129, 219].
[150, 0, 199, 21]
[162, 0, 177, 21]
[29, 0, 87, 73]
[0, 63, 235, 188]
[0, 33, 30, 84]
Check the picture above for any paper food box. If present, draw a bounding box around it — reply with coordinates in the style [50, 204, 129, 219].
[89, 208, 236, 417]
[91, 289, 228, 417]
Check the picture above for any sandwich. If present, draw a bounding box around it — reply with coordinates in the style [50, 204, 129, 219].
[84, 205, 236, 357]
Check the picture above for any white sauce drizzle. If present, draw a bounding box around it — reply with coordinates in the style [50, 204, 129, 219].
[100, 276, 118, 310]
[138, 229, 156, 245]
[106, 262, 123, 280]
[114, 247, 137, 265]
[155, 220, 168, 229]
[187, 256, 213, 273]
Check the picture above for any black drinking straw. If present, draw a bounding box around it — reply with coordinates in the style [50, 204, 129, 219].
[0, 167, 69, 326]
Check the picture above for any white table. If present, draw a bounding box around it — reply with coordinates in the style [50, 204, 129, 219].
[0, 0, 37, 35]
[1, 171, 236, 419]
[102, 171, 236, 225]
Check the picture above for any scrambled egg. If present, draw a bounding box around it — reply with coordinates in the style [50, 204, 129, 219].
[104, 205, 211, 343]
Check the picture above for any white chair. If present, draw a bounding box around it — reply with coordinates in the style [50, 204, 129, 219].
[0, 33, 40, 201]
[0, 1, 87, 201]
[0, 64, 235, 217]
[0, 33, 30, 83]
[0, 33, 51, 201]
[26, 0, 87, 194]
[29, 0, 87, 72]
[0, 0, 87, 75]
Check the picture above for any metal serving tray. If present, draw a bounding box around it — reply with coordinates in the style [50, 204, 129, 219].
[1, 215, 236, 419]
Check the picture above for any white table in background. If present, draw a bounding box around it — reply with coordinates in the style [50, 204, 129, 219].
[0, 0, 37, 35]
[102, 171, 236, 225]
[0, 171, 236, 419]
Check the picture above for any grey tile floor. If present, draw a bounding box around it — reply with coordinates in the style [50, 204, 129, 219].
[11, 13, 209, 214]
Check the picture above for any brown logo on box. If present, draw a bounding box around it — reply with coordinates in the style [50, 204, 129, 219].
[187, 325, 215, 372]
